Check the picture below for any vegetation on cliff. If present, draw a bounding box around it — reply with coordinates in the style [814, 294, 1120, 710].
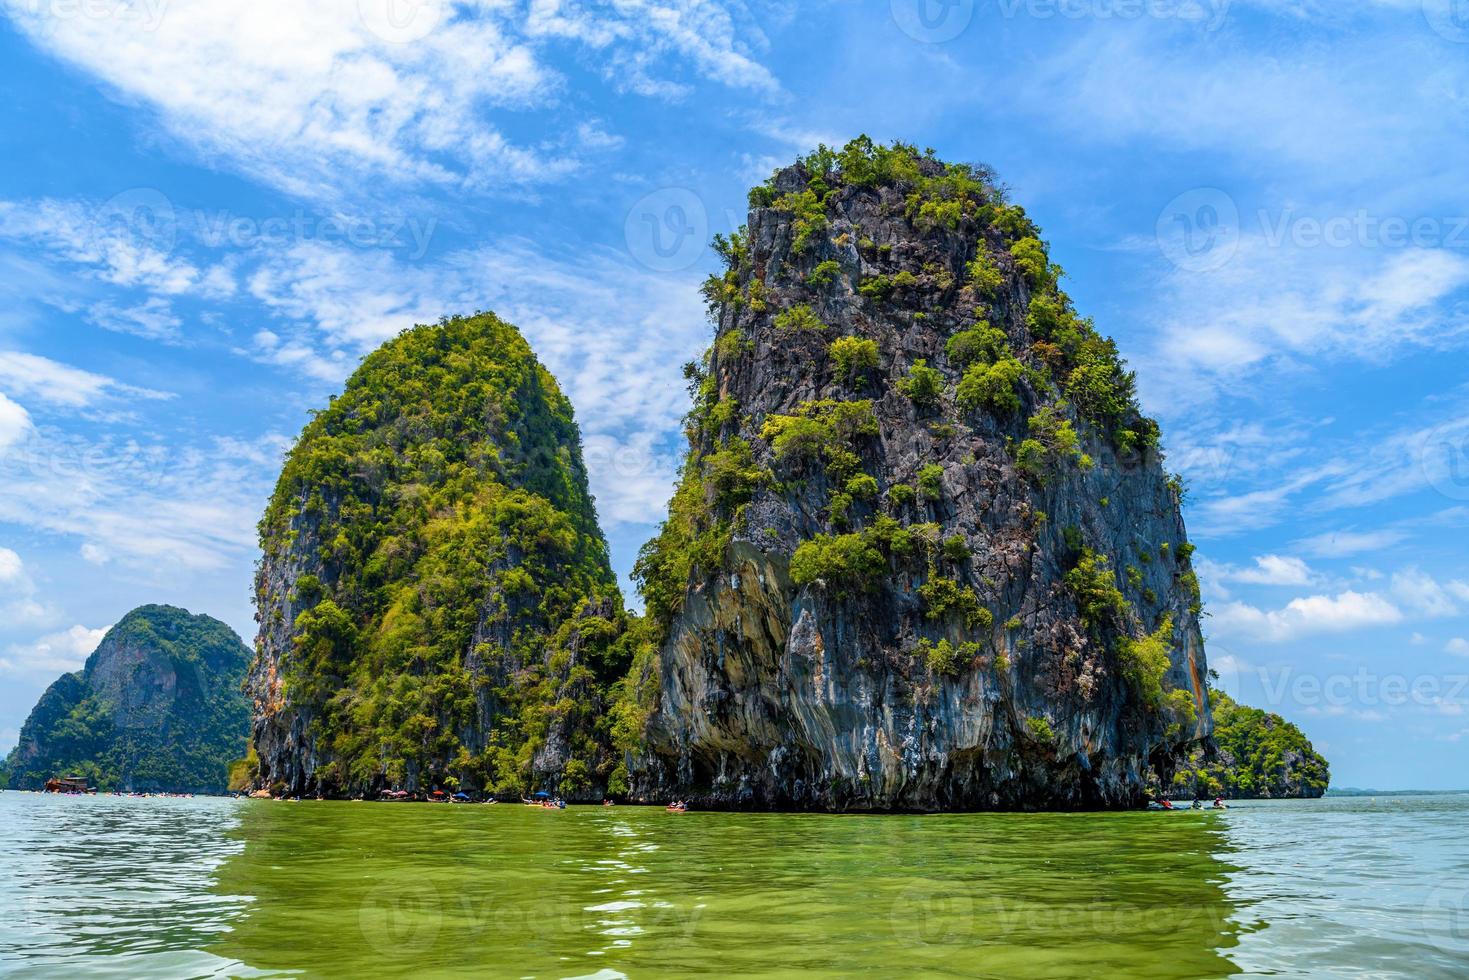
[2, 605, 251, 793]
[626, 136, 1209, 808]
[251, 312, 635, 798]
[1171, 689, 1330, 798]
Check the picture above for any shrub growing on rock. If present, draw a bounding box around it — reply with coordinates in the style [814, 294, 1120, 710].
[828, 336, 879, 383]
[956, 357, 1025, 415]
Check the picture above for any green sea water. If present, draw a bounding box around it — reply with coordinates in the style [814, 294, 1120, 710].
[1, 792, 1466, 978]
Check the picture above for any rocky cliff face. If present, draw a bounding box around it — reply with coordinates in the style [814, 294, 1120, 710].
[249, 313, 630, 798]
[626, 140, 1212, 810]
[3, 605, 251, 792]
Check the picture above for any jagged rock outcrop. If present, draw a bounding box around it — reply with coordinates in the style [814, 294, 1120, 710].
[625, 139, 1212, 811]
[2, 605, 251, 792]
[248, 313, 632, 799]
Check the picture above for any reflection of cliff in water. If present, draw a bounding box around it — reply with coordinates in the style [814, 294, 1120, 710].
[211, 803, 1242, 977]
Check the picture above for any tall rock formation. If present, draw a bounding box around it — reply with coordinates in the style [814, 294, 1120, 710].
[248, 313, 631, 798]
[3, 605, 251, 793]
[624, 139, 1212, 810]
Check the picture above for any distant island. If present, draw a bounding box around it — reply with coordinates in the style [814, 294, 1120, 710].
[1326, 787, 1465, 797]
[1, 605, 251, 794]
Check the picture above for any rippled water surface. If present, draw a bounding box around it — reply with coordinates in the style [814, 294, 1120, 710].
[1, 792, 1466, 978]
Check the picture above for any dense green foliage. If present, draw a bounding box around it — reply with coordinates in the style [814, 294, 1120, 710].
[759, 399, 878, 481]
[916, 638, 982, 676]
[1064, 550, 1129, 628]
[945, 321, 1009, 368]
[807, 260, 843, 288]
[956, 357, 1025, 415]
[789, 516, 939, 596]
[257, 313, 629, 796]
[897, 360, 944, 407]
[828, 336, 879, 383]
[1025, 716, 1056, 744]
[3, 606, 251, 793]
[917, 464, 945, 500]
[1173, 689, 1330, 798]
[1017, 405, 1091, 482]
[773, 304, 827, 332]
[918, 575, 992, 630]
[1116, 615, 1175, 707]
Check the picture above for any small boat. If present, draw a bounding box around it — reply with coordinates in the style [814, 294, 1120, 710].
[379, 789, 412, 802]
[43, 776, 89, 794]
[666, 801, 688, 812]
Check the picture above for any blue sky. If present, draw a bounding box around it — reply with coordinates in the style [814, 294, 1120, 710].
[1, 0, 1467, 790]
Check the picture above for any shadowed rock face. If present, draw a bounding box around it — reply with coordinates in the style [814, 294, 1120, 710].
[4, 605, 251, 793]
[628, 146, 1212, 811]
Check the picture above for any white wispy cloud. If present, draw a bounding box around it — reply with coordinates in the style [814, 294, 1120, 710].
[0, 350, 172, 409]
[1211, 589, 1403, 643]
[1390, 567, 1469, 618]
[5, 1, 779, 201]
[0, 393, 31, 452]
[0, 430, 287, 572]
[1294, 527, 1412, 559]
[1218, 554, 1318, 587]
[0, 198, 230, 298]
[0, 546, 54, 627]
[1184, 403, 1469, 543]
[1144, 243, 1469, 411]
[86, 298, 184, 343]
[0, 623, 110, 678]
[526, 0, 778, 98]
[1212, 564, 1469, 644]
